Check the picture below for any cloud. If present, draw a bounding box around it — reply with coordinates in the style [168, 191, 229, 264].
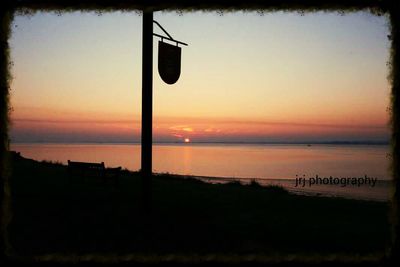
[204, 128, 222, 133]
[10, 115, 389, 143]
[173, 133, 183, 138]
[169, 125, 194, 132]
[11, 115, 388, 130]
[12, 118, 141, 124]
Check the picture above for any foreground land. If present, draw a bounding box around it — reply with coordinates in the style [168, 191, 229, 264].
[6, 153, 391, 257]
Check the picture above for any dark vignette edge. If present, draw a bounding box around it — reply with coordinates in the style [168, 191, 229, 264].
[0, 0, 398, 266]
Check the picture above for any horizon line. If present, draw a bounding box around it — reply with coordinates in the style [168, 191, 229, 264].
[9, 140, 390, 145]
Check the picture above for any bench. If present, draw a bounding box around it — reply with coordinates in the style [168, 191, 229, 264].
[67, 160, 121, 185]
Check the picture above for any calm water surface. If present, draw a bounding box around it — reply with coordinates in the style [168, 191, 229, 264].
[10, 143, 392, 200]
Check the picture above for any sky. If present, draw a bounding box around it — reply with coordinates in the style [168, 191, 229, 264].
[9, 10, 391, 143]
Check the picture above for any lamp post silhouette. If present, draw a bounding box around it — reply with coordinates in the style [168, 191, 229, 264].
[141, 11, 188, 211]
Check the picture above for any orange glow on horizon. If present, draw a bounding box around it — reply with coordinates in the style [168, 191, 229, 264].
[10, 111, 390, 143]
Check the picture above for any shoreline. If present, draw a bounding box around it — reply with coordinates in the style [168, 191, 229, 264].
[10, 151, 393, 202]
[164, 174, 392, 202]
[10, 151, 391, 202]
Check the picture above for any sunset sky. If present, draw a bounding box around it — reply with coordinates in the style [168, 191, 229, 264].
[9, 11, 391, 143]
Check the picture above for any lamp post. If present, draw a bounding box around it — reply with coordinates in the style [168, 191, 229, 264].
[141, 11, 188, 211]
[141, 11, 153, 211]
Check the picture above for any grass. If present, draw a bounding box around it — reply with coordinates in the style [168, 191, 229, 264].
[7, 153, 391, 257]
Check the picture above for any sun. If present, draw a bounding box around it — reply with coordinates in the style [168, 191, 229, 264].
[184, 138, 190, 143]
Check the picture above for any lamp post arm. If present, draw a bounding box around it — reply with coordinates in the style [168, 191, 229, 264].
[153, 20, 173, 40]
[152, 33, 188, 46]
[153, 20, 188, 46]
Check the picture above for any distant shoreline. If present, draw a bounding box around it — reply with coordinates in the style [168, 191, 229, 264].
[10, 141, 390, 145]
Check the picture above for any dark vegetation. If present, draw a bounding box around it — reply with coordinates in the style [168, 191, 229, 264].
[8, 152, 391, 256]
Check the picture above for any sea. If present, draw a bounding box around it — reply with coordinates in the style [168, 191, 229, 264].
[10, 143, 393, 201]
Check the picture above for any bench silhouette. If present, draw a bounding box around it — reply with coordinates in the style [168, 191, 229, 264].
[67, 160, 121, 185]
